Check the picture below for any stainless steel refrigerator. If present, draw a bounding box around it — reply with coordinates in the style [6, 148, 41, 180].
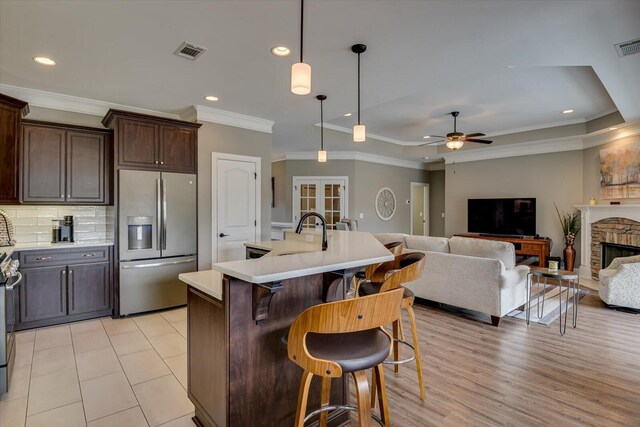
[118, 170, 197, 315]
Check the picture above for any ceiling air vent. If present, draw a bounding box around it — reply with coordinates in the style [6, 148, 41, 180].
[174, 42, 207, 60]
[614, 38, 640, 57]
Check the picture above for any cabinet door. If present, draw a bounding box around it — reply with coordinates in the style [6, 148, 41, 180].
[66, 131, 106, 203]
[22, 125, 66, 203]
[68, 262, 111, 315]
[117, 119, 158, 168]
[19, 266, 67, 323]
[159, 126, 196, 173]
[0, 104, 20, 204]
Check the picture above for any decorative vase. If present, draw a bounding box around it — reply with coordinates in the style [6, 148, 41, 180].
[563, 244, 576, 272]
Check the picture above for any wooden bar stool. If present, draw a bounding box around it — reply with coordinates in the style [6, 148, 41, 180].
[288, 287, 405, 427]
[359, 252, 427, 402]
[353, 241, 405, 295]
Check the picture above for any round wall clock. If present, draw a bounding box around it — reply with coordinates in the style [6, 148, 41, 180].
[375, 187, 396, 221]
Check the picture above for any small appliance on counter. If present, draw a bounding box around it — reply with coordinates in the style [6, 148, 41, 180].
[51, 216, 74, 243]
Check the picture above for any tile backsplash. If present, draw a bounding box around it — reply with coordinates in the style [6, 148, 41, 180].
[0, 205, 114, 244]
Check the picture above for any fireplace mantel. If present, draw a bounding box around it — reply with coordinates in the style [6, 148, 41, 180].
[575, 204, 640, 279]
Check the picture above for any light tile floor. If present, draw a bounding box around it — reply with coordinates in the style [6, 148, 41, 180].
[0, 307, 195, 427]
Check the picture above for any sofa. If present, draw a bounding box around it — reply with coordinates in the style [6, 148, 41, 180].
[598, 255, 640, 310]
[373, 233, 530, 325]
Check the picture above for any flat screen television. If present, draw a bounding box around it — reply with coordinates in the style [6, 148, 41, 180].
[468, 198, 536, 237]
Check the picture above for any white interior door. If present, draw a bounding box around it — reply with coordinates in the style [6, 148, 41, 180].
[213, 154, 260, 263]
[293, 177, 348, 230]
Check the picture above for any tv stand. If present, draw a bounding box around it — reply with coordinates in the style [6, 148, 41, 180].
[455, 233, 551, 267]
[479, 233, 526, 239]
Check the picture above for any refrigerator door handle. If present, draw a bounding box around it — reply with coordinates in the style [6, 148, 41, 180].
[121, 259, 196, 269]
[156, 178, 161, 249]
[162, 178, 167, 250]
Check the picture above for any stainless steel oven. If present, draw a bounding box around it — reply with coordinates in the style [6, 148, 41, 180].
[1, 252, 21, 395]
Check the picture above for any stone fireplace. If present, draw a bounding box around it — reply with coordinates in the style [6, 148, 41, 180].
[576, 204, 640, 280]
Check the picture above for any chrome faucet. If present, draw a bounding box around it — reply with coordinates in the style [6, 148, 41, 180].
[295, 212, 328, 251]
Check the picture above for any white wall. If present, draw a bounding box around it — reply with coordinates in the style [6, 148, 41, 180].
[444, 151, 584, 260]
[197, 121, 272, 270]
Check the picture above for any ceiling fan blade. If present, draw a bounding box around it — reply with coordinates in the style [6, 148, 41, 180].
[465, 138, 493, 144]
[464, 133, 485, 138]
[419, 140, 444, 146]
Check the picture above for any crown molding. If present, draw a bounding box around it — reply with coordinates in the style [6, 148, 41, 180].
[442, 136, 585, 164]
[319, 123, 416, 146]
[272, 151, 429, 170]
[192, 105, 274, 134]
[0, 84, 179, 119]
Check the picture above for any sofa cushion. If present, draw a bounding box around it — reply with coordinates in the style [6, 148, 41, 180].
[405, 236, 450, 253]
[373, 233, 408, 246]
[449, 236, 516, 270]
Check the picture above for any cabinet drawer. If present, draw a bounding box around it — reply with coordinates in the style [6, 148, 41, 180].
[19, 246, 111, 268]
[521, 244, 541, 253]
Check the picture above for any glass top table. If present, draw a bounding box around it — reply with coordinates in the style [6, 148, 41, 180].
[527, 267, 580, 335]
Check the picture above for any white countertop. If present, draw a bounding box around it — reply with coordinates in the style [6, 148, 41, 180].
[1, 240, 114, 257]
[179, 231, 392, 300]
[216, 231, 392, 284]
[179, 270, 224, 301]
[245, 239, 320, 256]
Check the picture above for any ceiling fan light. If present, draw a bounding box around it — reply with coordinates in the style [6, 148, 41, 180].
[353, 124, 366, 142]
[317, 149, 327, 163]
[291, 62, 311, 95]
[446, 140, 464, 150]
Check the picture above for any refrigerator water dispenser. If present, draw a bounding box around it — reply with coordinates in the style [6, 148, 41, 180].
[128, 216, 153, 250]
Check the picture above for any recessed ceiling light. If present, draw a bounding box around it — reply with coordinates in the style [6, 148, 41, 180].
[204, 96, 219, 102]
[608, 127, 618, 131]
[344, 113, 352, 117]
[422, 135, 431, 139]
[423, 156, 430, 160]
[506, 65, 516, 69]
[562, 109, 574, 114]
[33, 57, 56, 66]
[271, 46, 291, 57]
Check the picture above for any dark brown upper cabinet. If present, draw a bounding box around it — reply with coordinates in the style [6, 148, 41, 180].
[21, 121, 111, 205]
[0, 93, 29, 204]
[102, 109, 201, 173]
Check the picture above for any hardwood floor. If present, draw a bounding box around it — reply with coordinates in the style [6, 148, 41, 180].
[347, 292, 640, 426]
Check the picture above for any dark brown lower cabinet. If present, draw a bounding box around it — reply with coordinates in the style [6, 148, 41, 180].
[15, 247, 113, 330]
[68, 263, 110, 315]
[19, 266, 67, 323]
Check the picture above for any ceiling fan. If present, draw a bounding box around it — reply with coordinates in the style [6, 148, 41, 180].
[421, 111, 492, 151]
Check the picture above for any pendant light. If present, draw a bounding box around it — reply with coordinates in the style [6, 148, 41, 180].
[351, 43, 367, 142]
[291, 0, 311, 95]
[317, 95, 327, 162]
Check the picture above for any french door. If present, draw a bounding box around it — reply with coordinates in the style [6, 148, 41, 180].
[293, 176, 348, 230]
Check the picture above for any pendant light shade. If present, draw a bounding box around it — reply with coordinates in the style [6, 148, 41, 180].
[353, 124, 366, 142]
[291, 62, 311, 95]
[291, 0, 311, 95]
[317, 95, 327, 163]
[351, 44, 367, 142]
[317, 149, 327, 163]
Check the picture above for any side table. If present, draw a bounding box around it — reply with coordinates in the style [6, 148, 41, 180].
[527, 267, 580, 335]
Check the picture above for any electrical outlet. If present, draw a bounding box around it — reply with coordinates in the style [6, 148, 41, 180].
[305, 234, 314, 242]
[441, 212, 445, 218]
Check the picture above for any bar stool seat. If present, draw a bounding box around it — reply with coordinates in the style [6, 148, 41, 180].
[306, 329, 391, 373]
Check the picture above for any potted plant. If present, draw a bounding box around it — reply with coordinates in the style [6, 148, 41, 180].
[554, 203, 580, 271]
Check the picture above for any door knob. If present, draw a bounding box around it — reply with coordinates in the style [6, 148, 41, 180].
[219, 233, 228, 238]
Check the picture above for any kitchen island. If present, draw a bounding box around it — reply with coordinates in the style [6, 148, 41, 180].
[179, 231, 393, 427]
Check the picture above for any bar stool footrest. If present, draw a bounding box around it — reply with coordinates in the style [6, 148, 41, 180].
[382, 338, 416, 365]
[303, 404, 384, 426]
